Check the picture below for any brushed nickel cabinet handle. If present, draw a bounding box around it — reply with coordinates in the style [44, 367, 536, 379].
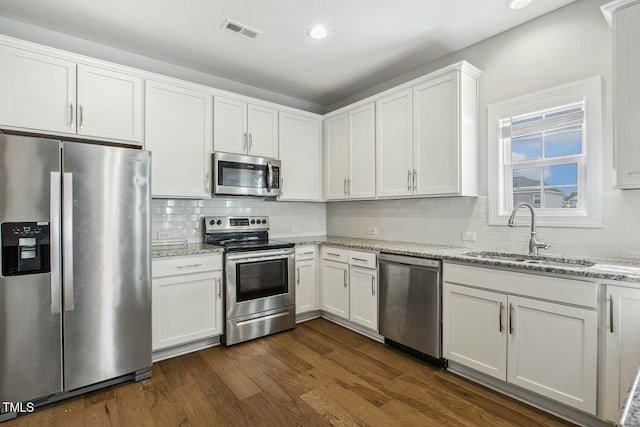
[176, 263, 202, 269]
[509, 303, 514, 334]
[610, 296, 614, 333]
[413, 169, 417, 191]
[79, 104, 84, 129]
[69, 103, 74, 128]
[407, 170, 411, 191]
[343, 270, 347, 287]
[499, 302, 504, 332]
[352, 257, 368, 263]
[296, 267, 300, 285]
[243, 132, 248, 151]
[327, 253, 340, 257]
[371, 276, 375, 295]
[249, 133, 253, 151]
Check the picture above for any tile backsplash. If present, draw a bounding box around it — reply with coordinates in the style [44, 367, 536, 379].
[327, 191, 640, 261]
[153, 190, 640, 261]
[151, 198, 326, 242]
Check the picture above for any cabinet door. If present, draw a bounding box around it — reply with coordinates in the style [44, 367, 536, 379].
[247, 104, 278, 158]
[152, 270, 223, 350]
[296, 259, 317, 314]
[320, 260, 349, 319]
[349, 103, 376, 199]
[77, 65, 143, 144]
[214, 96, 247, 154]
[507, 296, 597, 414]
[376, 89, 413, 197]
[324, 113, 349, 200]
[0, 45, 76, 134]
[145, 80, 213, 198]
[278, 112, 321, 200]
[413, 73, 459, 195]
[614, 3, 640, 188]
[604, 286, 640, 421]
[349, 266, 377, 331]
[442, 283, 507, 380]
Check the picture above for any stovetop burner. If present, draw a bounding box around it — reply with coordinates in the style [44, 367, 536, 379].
[203, 216, 294, 252]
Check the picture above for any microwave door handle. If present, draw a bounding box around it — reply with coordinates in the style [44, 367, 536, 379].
[267, 161, 273, 192]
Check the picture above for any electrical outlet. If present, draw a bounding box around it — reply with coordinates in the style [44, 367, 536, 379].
[291, 226, 300, 233]
[157, 231, 170, 239]
[462, 232, 477, 242]
[367, 227, 378, 235]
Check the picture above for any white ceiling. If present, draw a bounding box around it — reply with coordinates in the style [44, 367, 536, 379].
[0, 0, 576, 107]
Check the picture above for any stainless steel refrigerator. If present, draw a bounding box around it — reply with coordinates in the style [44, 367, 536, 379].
[0, 133, 151, 416]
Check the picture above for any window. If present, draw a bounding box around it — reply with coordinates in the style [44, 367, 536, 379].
[488, 77, 602, 227]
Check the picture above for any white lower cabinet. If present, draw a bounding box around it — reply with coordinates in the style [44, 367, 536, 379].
[320, 259, 350, 318]
[349, 266, 378, 330]
[152, 254, 223, 351]
[295, 246, 318, 314]
[320, 246, 378, 331]
[443, 263, 597, 415]
[604, 285, 640, 421]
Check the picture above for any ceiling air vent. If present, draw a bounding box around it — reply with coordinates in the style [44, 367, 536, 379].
[221, 19, 261, 40]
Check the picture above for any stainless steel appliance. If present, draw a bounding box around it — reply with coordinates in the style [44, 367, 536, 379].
[204, 216, 295, 345]
[212, 152, 282, 197]
[0, 133, 151, 420]
[378, 253, 446, 366]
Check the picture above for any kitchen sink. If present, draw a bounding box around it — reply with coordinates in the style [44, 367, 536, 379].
[462, 251, 596, 268]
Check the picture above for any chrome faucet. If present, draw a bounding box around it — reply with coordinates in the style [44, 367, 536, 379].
[507, 202, 551, 255]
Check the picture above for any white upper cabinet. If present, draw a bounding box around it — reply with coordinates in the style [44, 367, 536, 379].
[278, 111, 322, 201]
[348, 103, 376, 199]
[76, 65, 143, 143]
[376, 88, 414, 198]
[324, 113, 349, 200]
[0, 45, 76, 134]
[0, 45, 143, 144]
[145, 80, 213, 199]
[413, 71, 477, 196]
[214, 96, 278, 158]
[605, 1, 640, 188]
[375, 66, 479, 199]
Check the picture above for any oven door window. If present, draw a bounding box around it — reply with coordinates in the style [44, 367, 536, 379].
[236, 258, 288, 301]
[218, 161, 267, 189]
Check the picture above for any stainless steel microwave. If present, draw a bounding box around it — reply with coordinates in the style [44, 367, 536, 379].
[212, 152, 282, 197]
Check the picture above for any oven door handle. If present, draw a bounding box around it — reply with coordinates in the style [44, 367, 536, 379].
[226, 252, 293, 263]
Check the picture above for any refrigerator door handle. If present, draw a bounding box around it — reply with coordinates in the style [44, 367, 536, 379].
[63, 172, 75, 312]
[50, 171, 62, 314]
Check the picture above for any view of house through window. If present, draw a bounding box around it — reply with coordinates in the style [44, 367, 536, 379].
[500, 103, 584, 210]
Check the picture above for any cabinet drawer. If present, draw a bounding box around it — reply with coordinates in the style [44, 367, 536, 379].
[349, 251, 377, 269]
[152, 254, 222, 278]
[321, 246, 349, 263]
[295, 245, 317, 261]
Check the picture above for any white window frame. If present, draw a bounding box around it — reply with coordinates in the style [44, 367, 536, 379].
[488, 77, 602, 228]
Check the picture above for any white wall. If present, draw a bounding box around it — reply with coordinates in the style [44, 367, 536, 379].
[327, 0, 640, 260]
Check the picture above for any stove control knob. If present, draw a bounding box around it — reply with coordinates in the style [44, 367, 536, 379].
[216, 219, 222, 225]
[262, 219, 267, 224]
[251, 219, 255, 224]
[209, 219, 215, 225]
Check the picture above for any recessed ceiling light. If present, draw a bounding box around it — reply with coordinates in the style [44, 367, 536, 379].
[508, 0, 532, 9]
[308, 25, 328, 40]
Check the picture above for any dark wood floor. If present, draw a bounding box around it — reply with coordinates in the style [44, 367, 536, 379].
[6, 319, 575, 426]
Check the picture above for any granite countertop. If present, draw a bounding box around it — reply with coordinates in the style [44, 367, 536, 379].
[285, 235, 640, 284]
[619, 365, 640, 426]
[151, 235, 640, 283]
[151, 242, 224, 258]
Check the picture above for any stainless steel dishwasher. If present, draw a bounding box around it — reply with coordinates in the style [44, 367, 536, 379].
[378, 253, 445, 366]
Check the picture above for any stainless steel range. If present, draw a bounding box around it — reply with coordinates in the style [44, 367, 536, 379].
[204, 216, 295, 346]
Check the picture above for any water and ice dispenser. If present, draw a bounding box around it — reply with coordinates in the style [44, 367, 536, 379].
[1, 222, 51, 276]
